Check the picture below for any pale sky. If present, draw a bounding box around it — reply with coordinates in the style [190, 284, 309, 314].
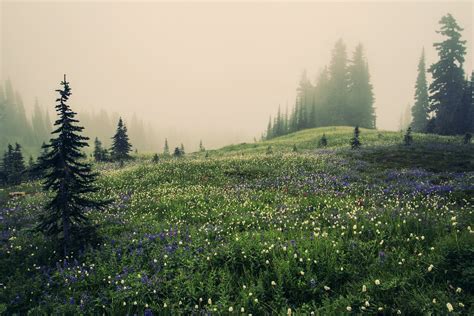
[1, 1, 473, 148]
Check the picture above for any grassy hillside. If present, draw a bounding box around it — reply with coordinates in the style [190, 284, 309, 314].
[0, 127, 473, 314]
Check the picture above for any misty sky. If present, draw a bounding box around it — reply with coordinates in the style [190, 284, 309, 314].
[1, 1, 473, 148]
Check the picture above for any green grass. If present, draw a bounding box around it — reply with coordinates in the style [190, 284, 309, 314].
[0, 126, 473, 314]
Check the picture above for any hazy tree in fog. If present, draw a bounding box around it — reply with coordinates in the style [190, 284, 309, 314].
[111, 118, 132, 163]
[319, 133, 328, 147]
[173, 147, 182, 158]
[36, 76, 106, 256]
[428, 14, 467, 135]
[93, 137, 108, 162]
[411, 49, 430, 132]
[0, 143, 25, 185]
[328, 39, 349, 125]
[199, 140, 205, 152]
[347, 44, 375, 128]
[180, 143, 185, 155]
[266, 116, 273, 139]
[163, 138, 170, 156]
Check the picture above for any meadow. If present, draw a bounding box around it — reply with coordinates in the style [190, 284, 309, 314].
[0, 127, 473, 314]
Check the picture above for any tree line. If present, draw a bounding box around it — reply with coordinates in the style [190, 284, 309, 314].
[0, 80, 159, 155]
[265, 39, 375, 140]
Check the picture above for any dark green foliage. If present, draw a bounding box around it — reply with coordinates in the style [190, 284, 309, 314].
[411, 49, 430, 132]
[292, 144, 298, 152]
[1, 143, 26, 186]
[111, 118, 132, 162]
[93, 137, 108, 162]
[36, 75, 107, 256]
[152, 153, 160, 163]
[180, 143, 185, 155]
[428, 14, 467, 135]
[319, 133, 328, 147]
[350, 126, 361, 149]
[173, 147, 182, 158]
[464, 133, 472, 144]
[404, 127, 413, 146]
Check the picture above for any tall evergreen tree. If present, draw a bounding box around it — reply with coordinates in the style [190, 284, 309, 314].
[11, 143, 25, 185]
[93, 137, 108, 162]
[411, 49, 430, 132]
[163, 138, 170, 156]
[328, 39, 349, 125]
[111, 118, 132, 162]
[428, 14, 467, 135]
[37, 75, 107, 255]
[347, 44, 375, 128]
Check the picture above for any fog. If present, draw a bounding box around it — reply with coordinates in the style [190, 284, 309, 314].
[1, 1, 472, 150]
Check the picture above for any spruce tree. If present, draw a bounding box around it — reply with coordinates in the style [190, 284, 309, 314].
[152, 153, 160, 163]
[37, 75, 107, 256]
[163, 138, 170, 156]
[319, 134, 328, 147]
[411, 49, 430, 132]
[328, 39, 349, 126]
[93, 137, 108, 162]
[404, 127, 413, 146]
[180, 143, 185, 155]
[1, 144, 14, 185]
[428, 14, 467, 135]
[111, 117, 132, 163]
[347, 44, 375, 128]
[199, 140, 205, 152]
[292, 144, 298, 152]
[11, 143, 25, 185]
[173, 147, 182, 158]
[350, 126, 361, 149]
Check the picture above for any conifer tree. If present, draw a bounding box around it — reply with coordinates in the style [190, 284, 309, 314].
[11, 143, 25, 185]
[199, 140, 205, 152]
[328, 39, 349, 125]
[111, 117, 132, 163]
[180, 143, 185, 155]
[173, 147, 182, 158]
[36, 75, 107, 256]
[163, 138, 170, 156]
[347, 44, 375, 128]
[319, 134, 328, 147]
[1, 144, 14, 185]
[411, 49, 430, 132]
[404, 127, 413, 146]
[152, 153, 160, 163]
[463, 133, 472, 145]
[292, 144, 298, 152]
[93, 137, 108, 162]
[428, 14, 467, 135]
[350, 126, 361, 149]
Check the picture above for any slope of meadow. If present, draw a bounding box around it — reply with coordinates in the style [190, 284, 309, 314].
[0, 127, 473, 314]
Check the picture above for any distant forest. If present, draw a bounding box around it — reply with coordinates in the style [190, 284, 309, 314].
[266, 14, 473, 139]
[265, 39, 375, 140]
[0, 80, 158, 156]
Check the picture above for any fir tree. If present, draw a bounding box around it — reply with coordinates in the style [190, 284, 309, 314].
[411, 49, 430, 132]
[1, 144, 14, 185]
[350, 126, 361, 149]
[11, 143, 25, 185]
[403, 127, 413, 146]
[292, 144, 298, 152]
[463, 133, 472, 144]
[347, 44, 375, 128]
[199, 140, 205, 152]
[152, 153, 160, 163]
[428, 14, 467, 135]
[36, 75, 108, 256]
[180, 143, 185, 155]
[173, 147, 182, 158]
[319, 134, 328, 147]
[111, 117, 132, 163]
[163, 138, 170, 156]
[93, 137, 108, 162]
